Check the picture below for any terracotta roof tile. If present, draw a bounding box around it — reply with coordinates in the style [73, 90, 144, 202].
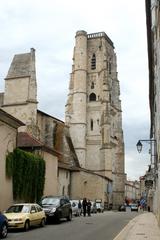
[17, 132, 43, 148]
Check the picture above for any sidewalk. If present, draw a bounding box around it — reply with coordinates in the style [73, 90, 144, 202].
[114, 212, 160, 240]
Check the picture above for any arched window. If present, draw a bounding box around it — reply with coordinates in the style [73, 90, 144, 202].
[89, 93, 96, 101]
[91, 119, 93, 131]
[91, 54, 96, 70]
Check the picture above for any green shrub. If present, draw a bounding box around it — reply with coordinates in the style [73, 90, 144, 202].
[6, 148, 45, 202]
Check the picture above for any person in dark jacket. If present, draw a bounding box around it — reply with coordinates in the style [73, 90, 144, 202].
[87, 200, 92, 216]
[78, 200, 82, 216]
[82, 198, 87, 217]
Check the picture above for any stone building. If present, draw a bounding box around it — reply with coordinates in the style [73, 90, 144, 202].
[0, 48, 112, 209]
[0, 30, 124, 209]
[0, 49, 79, 208]
[65, 30, 125, 208]
[2, 48, 37, 134]
[125, 180, 140, 203]
[0, 109, 24, 210]
[145, 0, 160, 224]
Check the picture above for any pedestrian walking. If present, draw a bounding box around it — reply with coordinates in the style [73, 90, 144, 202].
[78, 200, 82, 216]
[87, 199, 92, 216]
[82, 198, 87, 217]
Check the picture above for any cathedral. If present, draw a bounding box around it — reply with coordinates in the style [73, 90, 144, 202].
[65, 31, 125, 208]
[0, 30, 125, 210]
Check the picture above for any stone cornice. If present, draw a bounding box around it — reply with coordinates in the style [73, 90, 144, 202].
[5, 75, 30, 80]
[2, 100, 38, 107]
[0, 108, 25, 128]
[87, 139, 101, 145]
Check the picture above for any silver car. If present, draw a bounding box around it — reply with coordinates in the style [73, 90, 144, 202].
[91, 201, 97, 213]
[70, 200, 79, 216]
[130, 204, 138, 212]
[96, 203, 104, 213]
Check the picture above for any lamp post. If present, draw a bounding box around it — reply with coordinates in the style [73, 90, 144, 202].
[136, 140, 143, 153]
[136, 139, 157, 212]
[136, 139, 156, 166]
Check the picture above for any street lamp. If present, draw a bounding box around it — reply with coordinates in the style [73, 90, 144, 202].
[136, 139, 156, 166]
[136, 139, 157, 211]
[136, 140, 143, 153]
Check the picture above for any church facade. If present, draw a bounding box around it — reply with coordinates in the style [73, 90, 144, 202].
[65, 31, 125, 208]
[0, 30, 125, 210]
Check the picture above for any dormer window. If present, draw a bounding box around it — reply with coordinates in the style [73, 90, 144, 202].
[91, 54, 96, 70]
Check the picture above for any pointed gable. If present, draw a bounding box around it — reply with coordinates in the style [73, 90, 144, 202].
[5, 48, 35, 79]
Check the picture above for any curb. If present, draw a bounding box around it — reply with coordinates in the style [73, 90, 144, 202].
[113, 212, 160, 240]
[113, 217, 137, 240]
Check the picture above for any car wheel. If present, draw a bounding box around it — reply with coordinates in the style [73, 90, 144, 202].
[0, 223, 8, 238]
[40, 218, 45, 227]
[67, 211, 72, 221]
[24, 220, 30, 231]
[55, 215, 60, 224]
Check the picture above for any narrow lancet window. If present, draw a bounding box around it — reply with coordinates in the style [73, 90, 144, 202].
[91, 119, 93, 131]
[91, 54, 96, 70]
[109, 62, 111, 74]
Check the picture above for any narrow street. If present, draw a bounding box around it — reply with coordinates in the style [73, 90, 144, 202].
[7, 209, 139, 240]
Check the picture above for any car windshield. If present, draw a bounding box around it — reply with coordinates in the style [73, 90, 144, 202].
[96, 203, 101, 208]
[6, 205, 30, 213]
[41, 197, 60, 205]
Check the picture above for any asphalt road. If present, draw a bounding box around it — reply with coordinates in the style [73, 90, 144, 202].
[7, 209, 139, 240]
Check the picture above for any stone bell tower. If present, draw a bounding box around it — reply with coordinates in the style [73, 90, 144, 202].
[65, 31, 87, 167]
[2, 48, 38, 136]
[65, 30, 125, 208]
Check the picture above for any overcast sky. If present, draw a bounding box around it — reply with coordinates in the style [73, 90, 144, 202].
[0, 0, 151, 180]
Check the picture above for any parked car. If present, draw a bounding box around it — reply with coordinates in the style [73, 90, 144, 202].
[4, 203, 46, 230]
[91, 202, 97, 213]
[39, 196, 72, 222]
[118, 204, 126, 212]
[0, 212, 8, 238]
[70, 200, 79, 216]
[130, 203, 138, 212]
[96, 202, 104, 213]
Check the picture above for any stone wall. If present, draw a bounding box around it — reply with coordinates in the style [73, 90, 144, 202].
[58, 168, 71, 196]
[0, 110, 23, 211]
[0, 121, 16, 210]
[70, 170, 111, 206]
[43, 151, 58, 196]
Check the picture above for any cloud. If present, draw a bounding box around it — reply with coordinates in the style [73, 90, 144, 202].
[125, 151, 151, 181]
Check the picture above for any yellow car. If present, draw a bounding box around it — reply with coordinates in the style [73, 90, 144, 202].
[4, 203, 46, 231]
